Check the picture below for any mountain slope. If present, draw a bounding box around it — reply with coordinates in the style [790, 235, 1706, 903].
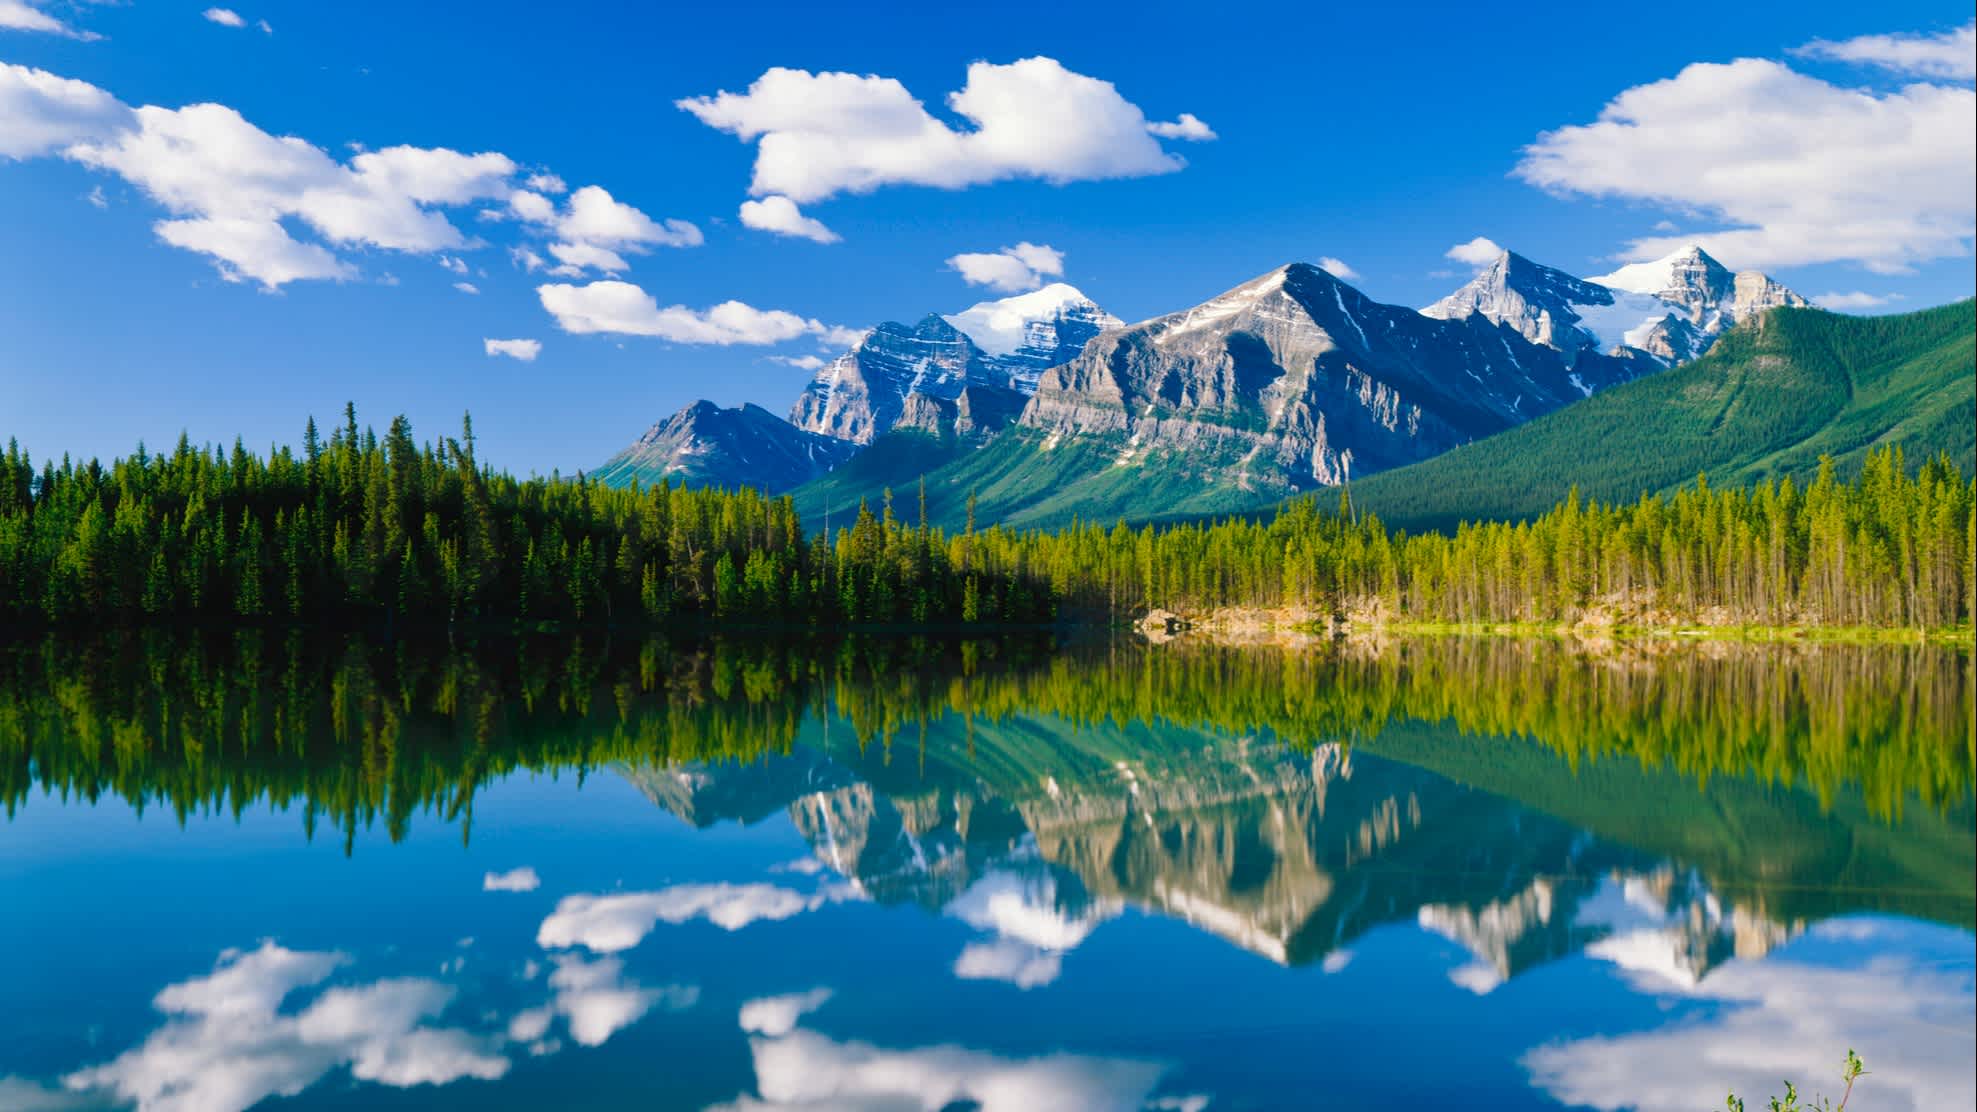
[1420, 245, 1806, 365]
[1351, 301, 1977, 532]
[797, 261, 1653, 528]
[790, 285, 1119, 445]
[591, 402, 855, 493]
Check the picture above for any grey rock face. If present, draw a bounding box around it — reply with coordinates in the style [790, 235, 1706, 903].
[1019, 263, 1647, 492]
[788, 316, 983, 445]
[1425, 245, 1809, 367]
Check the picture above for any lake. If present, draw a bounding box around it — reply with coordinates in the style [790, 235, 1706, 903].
[1, 632, 1971, 1111]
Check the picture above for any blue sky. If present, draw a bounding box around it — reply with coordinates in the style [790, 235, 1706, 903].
[2, 0, 1972, 475]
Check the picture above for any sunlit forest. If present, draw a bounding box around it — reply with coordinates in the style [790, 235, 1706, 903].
[2, 412, 1969, 629]
[3, 631, 1967, 837]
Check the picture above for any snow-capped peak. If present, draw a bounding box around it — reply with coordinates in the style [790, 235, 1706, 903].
[1590, 245, 1728, 297]
[944, 282, 1119, 357]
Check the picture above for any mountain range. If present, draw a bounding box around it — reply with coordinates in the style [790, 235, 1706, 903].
[593, 244, 1963, 529]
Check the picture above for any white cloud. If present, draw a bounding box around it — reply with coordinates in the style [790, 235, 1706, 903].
[437, 255, 468, 274]
[1445, 236, 1504, 268]
[1316, 256, 1359, 281]
[56, 93, 518, 286]
[156, 216, 353, 286]
[767, 354, 825, 370]
[0, 63, 135, 159]
[953, 939, 1063, 989]
[256, 18, 271, 33]
[509, 246, 547, 272]
[507, 189, 556, 223]
[1525, 935, 1976, 1112]
[1517, 58, 1975, 272]
[557, 184, 700, 248]
[203, 8, 247, 28]
[0, 63, 714, 292]
[452, 281, 479, 295]
[738, 195, 839, 243]
[678, 57, 1200, 205]
[537, 281, 854, 347]
[536, 883, 825, 952]
[1813, 290, 1904, 310]
[946, 241, 1065, 292]
[737, 989, 833, 1037]
[710, 1029, 1169, 1112]
[63, 942, 507, 1112]
[546, 240, 630, 273]
[1146, 112, 1217, 141]
[482, 865, 541, 889]
[543, 954, 696, 1047]
[0, 0, 99, 39]
[1794, 21, 1976, 81]
[942, 872, 1114, 990]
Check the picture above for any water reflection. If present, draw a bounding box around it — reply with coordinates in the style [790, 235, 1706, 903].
[1, 631, 1970, 1110]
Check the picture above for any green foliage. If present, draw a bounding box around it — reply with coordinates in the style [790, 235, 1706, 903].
[0, 409, 1055, 628]
[1001, 445, 1974, 630]
[1355, 301, 1977, 531]
[4, 407, 1968, 633]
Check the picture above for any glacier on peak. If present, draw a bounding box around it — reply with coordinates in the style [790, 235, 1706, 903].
[943, 282, 1119, 357]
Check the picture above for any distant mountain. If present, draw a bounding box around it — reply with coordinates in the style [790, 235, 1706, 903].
[789, 284, 1119, 445]
[944, 282, 1123, 394]
[589, 401, 855, 493]
[1350, 300, 1977, 531]
[598, 284, 1118, 495]
[1422, 245, 1807, 364]
[798, 262, 1653, 528]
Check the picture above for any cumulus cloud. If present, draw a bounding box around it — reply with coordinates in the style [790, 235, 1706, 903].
[1445, 236, 1505, 268]
[946, 241, 1065, 292]
[0, 62, 702, 293]
[535, 883, 832, 952]
[0, 0, 99, 39]
[542, 954, 696, 1047]
[0, 63, 135, 159]
[1146, 112, 1217, 141]
[501, 184, 700, 275]
[482, 865, 541, 889]
[737, 195, 839, 243]
[452, 281, 479, 295]
[678, 57, 1202, 205]
[942, 872, 1114, 990]
[1794, 21, 1976, 81]
[710, 1029, 1169, 1112]
[1813, 291, 1904, 310]
[63, 942, 507, 1112]
[202, 8, 246, 27]
[1517, 58, 1975, 272]
[537, 281, 855, 347]
[1316, 256, 1359, 281]
[1525, 930, 1975, 1112]
[0, 61, 523, 287]
[737, 989, 833, 1038]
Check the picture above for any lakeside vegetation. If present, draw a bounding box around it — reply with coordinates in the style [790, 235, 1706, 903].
[4, 631, 1966, 828]
[2, 407, 1968, 630]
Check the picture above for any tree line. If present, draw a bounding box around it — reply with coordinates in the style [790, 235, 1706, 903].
[2, 411, 1969, 629]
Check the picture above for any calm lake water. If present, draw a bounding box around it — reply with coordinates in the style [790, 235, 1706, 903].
[2, 633, 1971, 1111]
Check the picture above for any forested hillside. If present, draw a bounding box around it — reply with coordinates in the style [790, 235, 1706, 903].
[1351, 301, 1976, 531]
[3, 411, 1968, 630]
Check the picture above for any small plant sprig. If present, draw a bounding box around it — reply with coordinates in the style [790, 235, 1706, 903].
[1727, 1049, 1867, 1112]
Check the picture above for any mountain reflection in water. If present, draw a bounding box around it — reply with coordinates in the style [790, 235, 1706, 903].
[1, 631, 1970, 1111]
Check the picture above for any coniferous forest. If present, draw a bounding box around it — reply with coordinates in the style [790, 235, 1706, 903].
[0, 408, 1970, 630]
